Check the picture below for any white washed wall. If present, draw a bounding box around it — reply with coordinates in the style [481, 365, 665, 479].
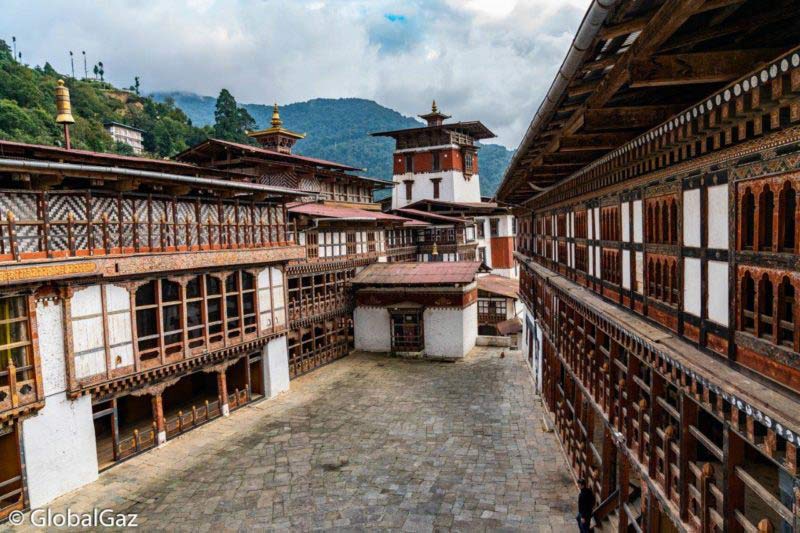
[707, 260, 729, 326]
[354, 307, 391, 352]
[707, 184, 729, 249]
[683, 189, 701, 247]
[23, 298, 98, 509]
[683, 258, 702, 316]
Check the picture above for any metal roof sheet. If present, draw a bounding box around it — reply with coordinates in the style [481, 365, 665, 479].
[478, 275, 520, 299]
[351, 261, 481, 285]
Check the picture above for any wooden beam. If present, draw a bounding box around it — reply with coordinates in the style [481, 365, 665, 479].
[585, 0, 707, 110]
[530, 163, 585, 173]
[582, 105, 685, 132]
[540, 151, 606, 165]
[629, 49, 780, 88]
[599, 14, 649, 41]
[559, 133, 636, 151]
[567, 79, 601, 99]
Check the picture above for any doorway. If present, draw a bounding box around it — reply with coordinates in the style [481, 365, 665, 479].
[390, 307, 424, 353]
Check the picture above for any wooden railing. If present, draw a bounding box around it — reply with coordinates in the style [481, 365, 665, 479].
[0, 189, 293, 263]
[227, 388, 249, 411]
[478, 312, 507, 325]
[288, 293, 349, 322]
[164, 399, 224, 439]
[0, 474, 23, 515]
[116, 423, 157, 461]
[0, 361, 39, 416]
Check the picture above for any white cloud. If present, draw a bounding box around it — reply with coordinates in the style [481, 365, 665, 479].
[0, 0, 590, 147]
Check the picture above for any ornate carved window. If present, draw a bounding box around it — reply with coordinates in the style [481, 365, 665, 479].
[741, 187, 755, 250]
[758, 185, 774, 251]
[777, 276, 795, 348]
[741, 272, 755, 333]
[778, 181, 796, 253]
[647, 255, 678, 306]
[646, 195, 678, 245]
[135, 279, 183, 360]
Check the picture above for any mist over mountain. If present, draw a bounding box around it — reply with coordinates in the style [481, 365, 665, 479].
[152, 92, 514, 197]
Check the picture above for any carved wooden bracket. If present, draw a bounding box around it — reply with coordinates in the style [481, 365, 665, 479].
[131, 376, 181, 397]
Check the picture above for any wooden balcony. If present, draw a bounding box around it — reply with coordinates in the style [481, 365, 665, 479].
[0, 189, 303, 284]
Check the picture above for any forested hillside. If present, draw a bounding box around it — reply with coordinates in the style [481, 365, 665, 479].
[0, 40, 208, 156]
[153, 92, 515, 196]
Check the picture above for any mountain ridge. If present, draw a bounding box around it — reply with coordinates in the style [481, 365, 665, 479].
[152, 92, 514, 197]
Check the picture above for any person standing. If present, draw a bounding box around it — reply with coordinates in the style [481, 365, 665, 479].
[577, 478, 595, 532]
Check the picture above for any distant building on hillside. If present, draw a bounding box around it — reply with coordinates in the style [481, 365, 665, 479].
[104, 121, 144, 154]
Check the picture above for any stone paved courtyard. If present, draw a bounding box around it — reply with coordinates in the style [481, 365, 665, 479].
[12, 348, 576, 532]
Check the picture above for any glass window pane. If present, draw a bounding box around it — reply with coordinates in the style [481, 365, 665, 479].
[187, 302, 203, 327]
[225, 274, 238, 293]
[186, 277, 201, 299]
[161, 280, 180, 302]
[162, 304, 181, 334]
[135, 281, 157, 306]
[136, 309, 158, 338]
[207, 298, 221, 323]
[0, 297, 26, 321]
[206, 276, 220, 295]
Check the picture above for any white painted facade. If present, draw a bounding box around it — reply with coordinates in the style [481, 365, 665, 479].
[392, 168, 482, 210]
[353, 301, 478, 359]
[353, 307, 392, 352]
[22, 298, 98, 509]
[423, 303, 478, 358]
[264, 335, 291, 398]
[707, 184, 729, 249]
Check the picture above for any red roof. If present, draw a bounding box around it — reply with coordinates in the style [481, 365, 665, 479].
[478, 275, 519, 299]
[289, 202, 411, 223]
[351, 261, 480, 285]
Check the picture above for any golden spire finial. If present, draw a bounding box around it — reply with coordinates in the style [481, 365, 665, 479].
[271, 102, 282, 128]
[432, 100, 438, 113]
[55, 80, 75, 125]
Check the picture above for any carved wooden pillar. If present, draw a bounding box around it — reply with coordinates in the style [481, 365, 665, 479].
[152, 392, 166, 446]
[217, 369, 229, 416]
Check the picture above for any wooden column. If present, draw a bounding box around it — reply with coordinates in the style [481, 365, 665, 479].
[723, 426, 745, 533]
[679, 394, 698, 521]
[217, 369, 229, 416]
[152, 393, 166, 446]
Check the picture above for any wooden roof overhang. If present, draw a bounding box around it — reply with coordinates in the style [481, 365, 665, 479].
[175, 138, 362, 171]
[496, 0, 800, 207]
[404, 199, 510, 217]
[0, 140, 306, 201]
[371, 121, 497, 141]
[175, 138, 390, 191]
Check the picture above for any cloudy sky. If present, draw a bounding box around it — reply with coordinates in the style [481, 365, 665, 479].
[2, 0, 590, 147]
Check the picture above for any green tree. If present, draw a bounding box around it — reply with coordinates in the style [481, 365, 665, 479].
[213, 89, 255, 143]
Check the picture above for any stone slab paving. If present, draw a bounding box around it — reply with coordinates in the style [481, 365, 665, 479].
[10, 348, 576, 532]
